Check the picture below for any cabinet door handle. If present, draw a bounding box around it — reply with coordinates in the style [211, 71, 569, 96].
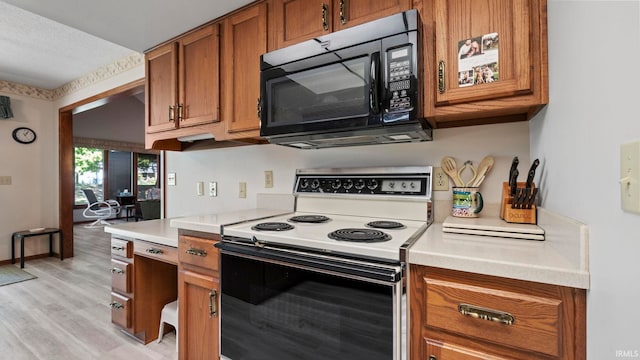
[146, 248, 163, 255]
[169, 105, 175, 122]
[177, 103, 184, 121]
[185, 248, 207, 257]
[458, 303, 515, 325]
[209, 289, 218, 318]
[438, 60, 446, 94]
[111, 246, 125, 251]
[428, 356, 436, 360]
[256, 97, 262, 119]
[339, 0, 346, 25]
[110, 267, 124, 274]
[321, 3, 329, 31]
[110, 301, 124, 310]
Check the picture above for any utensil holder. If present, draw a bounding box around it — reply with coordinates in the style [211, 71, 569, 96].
[500, 182, 537, 224]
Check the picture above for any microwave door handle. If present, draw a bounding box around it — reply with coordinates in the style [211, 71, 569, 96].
[370, 52, 381, 114]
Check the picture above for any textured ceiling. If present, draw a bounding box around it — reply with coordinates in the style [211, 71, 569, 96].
[0, 0, 253, 90]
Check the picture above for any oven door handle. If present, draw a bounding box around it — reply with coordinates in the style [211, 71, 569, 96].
[216, 241, 402, 283]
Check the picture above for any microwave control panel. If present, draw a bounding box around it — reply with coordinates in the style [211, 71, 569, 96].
[386, 45, 414, 112]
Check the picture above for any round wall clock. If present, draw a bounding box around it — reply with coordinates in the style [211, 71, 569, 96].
[12, 127, 37, 144]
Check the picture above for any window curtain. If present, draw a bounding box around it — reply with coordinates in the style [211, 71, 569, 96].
[0, 96, 13, 119]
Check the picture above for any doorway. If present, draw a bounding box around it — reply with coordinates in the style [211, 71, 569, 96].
[58, 79, 156, 258]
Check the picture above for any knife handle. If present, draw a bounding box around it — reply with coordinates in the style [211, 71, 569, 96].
[509, 169, 519, 196]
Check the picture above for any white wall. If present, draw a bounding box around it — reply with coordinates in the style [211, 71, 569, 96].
[531, 1, 640, 357]
[0, 92, 57, 260]
[165, 122, 530, 218]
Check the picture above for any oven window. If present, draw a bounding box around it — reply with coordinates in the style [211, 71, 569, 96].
[221, 254, 394, 360]
[267, 56, 369, 125]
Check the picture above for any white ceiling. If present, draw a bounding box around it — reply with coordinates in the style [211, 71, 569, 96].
[0, 0, 254, 90]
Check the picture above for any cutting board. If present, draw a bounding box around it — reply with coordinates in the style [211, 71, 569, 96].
[442, 216, 545, 241]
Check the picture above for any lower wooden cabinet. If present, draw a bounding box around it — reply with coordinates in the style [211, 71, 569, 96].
[410, 265, 586, 360]
[178, 233, 221, 360]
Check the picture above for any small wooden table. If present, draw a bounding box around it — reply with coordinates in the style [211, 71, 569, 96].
[11, 228, 63, 268]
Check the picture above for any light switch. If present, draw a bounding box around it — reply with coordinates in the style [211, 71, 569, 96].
[264, 170, 273, 188]
[196, 181, 204, 196]
[621, 141, 640, 213]
[209, 181, 217, 197]
[239, 182, 247, 198]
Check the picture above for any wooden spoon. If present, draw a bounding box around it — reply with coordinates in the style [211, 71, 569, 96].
[471, 155, 494, 187]
[441, 156, 463, 187]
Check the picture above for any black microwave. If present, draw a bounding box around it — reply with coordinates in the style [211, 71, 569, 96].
[259, 10, 431, 149]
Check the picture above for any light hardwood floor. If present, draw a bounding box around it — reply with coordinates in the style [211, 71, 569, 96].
[0, 222, 178, 360]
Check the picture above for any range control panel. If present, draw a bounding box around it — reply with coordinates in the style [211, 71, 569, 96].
[294, 175, 429, 196]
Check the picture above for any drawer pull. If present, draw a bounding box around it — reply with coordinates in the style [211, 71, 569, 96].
[110, 267, 124, 274]
[458, 303, 514, 325]
[146, 248, 163, 255]
[321, 3, 328, 31]
[111, 246, 125, 251]
[209, 289, 218, 318]
[110, 301, 124, 310]
[186, 248, 207, 257]
[428, 356, 436, 360]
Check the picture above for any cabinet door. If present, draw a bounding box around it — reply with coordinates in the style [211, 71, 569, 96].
[274, 0, 332, 48]
[178, 270, 219, 360]
[332, 0, 412, 31]
[146, 42, 179, 133]
[178, 24, 221, 128]
[223, 3, 267, 134]
[431, 0, 534, 106]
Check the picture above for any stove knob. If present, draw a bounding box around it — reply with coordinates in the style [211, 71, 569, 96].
[401, 182, 407, 189]
[354, 179, 365, 190]
[367, 179, 379, 190]
[388, 181, 395, 189]
[332, 179, 342, 190]
[410, 182, 416, 189]
[344, 179, 354, 190]
[311, 179, 320, 190]
[299, 179, 309, 189]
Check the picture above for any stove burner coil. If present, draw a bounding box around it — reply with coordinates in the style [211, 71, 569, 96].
[288, 215, 331, 223]
[366, 220, 405, 229]
[328, 228, 391, 243]
[251, 222, 295, 231]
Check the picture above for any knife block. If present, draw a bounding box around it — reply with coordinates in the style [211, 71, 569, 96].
[500, 182, 537, 224]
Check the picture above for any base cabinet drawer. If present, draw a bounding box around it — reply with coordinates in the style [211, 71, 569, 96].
[111, 238, 133, 258]
[110, 292, 132, 329]
[425, 338, 508, 360]
[178, 235, 219, 271]
[111, 258, 133, 293]
[424, 277, 561, 357]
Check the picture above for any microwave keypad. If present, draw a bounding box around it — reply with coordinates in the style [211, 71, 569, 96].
[389, 60, 412, 111]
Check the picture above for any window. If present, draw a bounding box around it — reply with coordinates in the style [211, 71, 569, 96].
[74, 146, 160, 206]
[74, 147, 104, 205]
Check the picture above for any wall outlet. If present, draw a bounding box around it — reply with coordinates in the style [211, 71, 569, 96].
[196, 181, 204, 196]
[264, 170, 273, 188]
[209, 181, 217, 197]
[0, 176, 11, 185]
[167, 173, 176, 186]
[433, 167, 449, 191]
[239, 182, 247, 198]
[621, 141, 640, 213]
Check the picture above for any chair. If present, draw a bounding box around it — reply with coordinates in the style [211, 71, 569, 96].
[138, 199, 161, 220]
[81, 189, 121, 227]
[157, 300, 178, 352]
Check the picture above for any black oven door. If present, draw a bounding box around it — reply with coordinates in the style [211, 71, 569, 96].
[260, 40, 382, 138]
[217, 242, 404, 360]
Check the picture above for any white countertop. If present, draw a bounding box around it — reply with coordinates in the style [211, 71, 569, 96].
[170, 208, 292, 234]
[104, 219, 178, 248]
[408, 208, 590, 289]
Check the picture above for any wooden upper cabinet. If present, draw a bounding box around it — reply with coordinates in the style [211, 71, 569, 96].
[274, 0, 412, 49]
[421, 0, 548, 127]
[179, 24, 221, 128]
[145, 42, 178, 133]
[145, 24, 220, 135]
[222, 2, 267, 135]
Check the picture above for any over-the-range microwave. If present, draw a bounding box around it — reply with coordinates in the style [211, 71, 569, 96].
[259, 9, 431, 149]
